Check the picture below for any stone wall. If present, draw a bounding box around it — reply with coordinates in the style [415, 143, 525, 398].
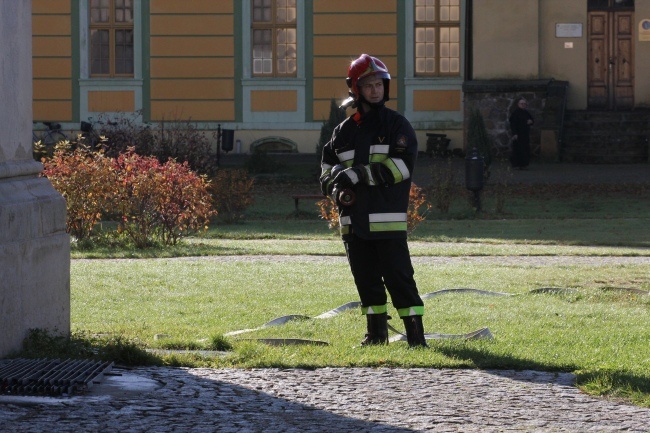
[462, 80, 561, 160]
[0, 2, 70, 357]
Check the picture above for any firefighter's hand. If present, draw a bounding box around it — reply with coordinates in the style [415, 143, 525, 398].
[332, 166, 365, 188]
[330, 164, 345, 179]
[321, 164, 345, 196]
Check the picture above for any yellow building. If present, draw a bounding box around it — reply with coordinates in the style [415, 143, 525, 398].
[32, 0, 649, 162]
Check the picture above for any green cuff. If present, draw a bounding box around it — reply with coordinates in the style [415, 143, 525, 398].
[361, 305, 388, 315]
[397, 306, 424, 317]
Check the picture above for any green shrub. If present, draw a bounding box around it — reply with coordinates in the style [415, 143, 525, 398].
[95, 111, 155, 158]
[407, 183, 432, 234]
[209, 169, 255, 223]
[491, 162, 513, 213]
[112, 149, 215, 247]
[70, 112, 218, 177]
[42, 147, 215, 247]
[244, 151, 285, 174]
[429, 158, 456, 213]
[315, 99, 346, 161]
[467, 108, 493, 171]
[42, 149, 116, 240]
[152, 118, 218, 176]
[155, 158, 216, 245]
[317, 183, 430, 234]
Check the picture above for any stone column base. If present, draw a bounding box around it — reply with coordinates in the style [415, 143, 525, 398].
[0, 161, 70, 357]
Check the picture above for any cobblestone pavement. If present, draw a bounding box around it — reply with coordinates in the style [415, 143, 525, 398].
[2, 367, 650, 432]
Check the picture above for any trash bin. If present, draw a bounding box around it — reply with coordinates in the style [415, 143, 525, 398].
[465, 147, 485, 211]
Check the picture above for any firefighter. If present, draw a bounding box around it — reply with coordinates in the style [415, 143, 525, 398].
[319, 54, 427, 348]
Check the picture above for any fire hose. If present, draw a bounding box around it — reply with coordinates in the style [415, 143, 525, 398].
[224, 287, 589, 346]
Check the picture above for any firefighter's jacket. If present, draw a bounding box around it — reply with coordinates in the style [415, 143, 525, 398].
[320, 105, 417, 240]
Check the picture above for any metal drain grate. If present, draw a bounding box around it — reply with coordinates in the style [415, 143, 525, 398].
[0, 358, 114, 396]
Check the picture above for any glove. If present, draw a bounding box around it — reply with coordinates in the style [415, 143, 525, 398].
[332, 165, 365, 189]
[330, 164, 345, 179]
[321, 164, 345, 196]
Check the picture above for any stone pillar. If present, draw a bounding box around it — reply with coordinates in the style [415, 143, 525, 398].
[0, 2, 70, 357]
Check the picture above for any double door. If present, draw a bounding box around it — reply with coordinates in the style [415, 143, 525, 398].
[587, 9, 634, 110]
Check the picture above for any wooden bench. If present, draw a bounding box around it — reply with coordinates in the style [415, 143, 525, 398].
[291, 194, 324, 211]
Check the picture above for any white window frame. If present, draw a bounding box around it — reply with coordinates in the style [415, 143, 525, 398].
[241, 0, 307, 127]
[403, 0, 465, 127]
[79, 0, 143, 122]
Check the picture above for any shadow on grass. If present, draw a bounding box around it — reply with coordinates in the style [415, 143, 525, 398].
[575, 370, 650, 406]
[436, 342, 650, 406]
[435, 343, 577, 373]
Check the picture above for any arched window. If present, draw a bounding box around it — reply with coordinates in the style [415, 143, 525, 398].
[250, 136, 298, 153]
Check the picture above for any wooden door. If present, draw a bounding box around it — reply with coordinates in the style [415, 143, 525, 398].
[588, 11, 634, 110]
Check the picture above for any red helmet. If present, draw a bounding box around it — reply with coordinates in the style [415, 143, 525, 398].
[346, 54, 391, 102]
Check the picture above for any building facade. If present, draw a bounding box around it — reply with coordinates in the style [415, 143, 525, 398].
[32, 0, 650, 160]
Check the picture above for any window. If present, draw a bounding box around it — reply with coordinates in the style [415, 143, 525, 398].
[414, 0, 460, 76]
[251, 0, 297, 77]
[89, 0, 134, 77]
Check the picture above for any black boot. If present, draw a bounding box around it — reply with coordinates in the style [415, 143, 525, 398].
[402, 315, 428, 348]
[360, 313, 389, 346]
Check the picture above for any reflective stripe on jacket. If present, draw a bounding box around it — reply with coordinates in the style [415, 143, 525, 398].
[320, 105, 418, 240]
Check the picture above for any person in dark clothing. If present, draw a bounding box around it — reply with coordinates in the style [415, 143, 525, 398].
[509, 97, 534, 169]
[319, 54, 428, 348]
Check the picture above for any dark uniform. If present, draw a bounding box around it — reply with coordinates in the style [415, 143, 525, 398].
[319, 54, 427, 347]
[509, 100, 534, 169]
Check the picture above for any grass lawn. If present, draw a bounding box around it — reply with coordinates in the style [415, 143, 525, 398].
[67, 255, 649, 406]
[24, 157, 650, 407]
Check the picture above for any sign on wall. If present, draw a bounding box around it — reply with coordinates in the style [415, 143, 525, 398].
[555, 23, 583, 38]
[639, 19, 650, 41]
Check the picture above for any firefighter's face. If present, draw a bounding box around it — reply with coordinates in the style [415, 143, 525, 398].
[359, 77, 384, 104]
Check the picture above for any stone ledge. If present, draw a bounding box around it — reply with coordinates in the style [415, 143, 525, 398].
[0, 177, 67, 243]
[462, 79, 554, 93]
[0, 160, 43, 180]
